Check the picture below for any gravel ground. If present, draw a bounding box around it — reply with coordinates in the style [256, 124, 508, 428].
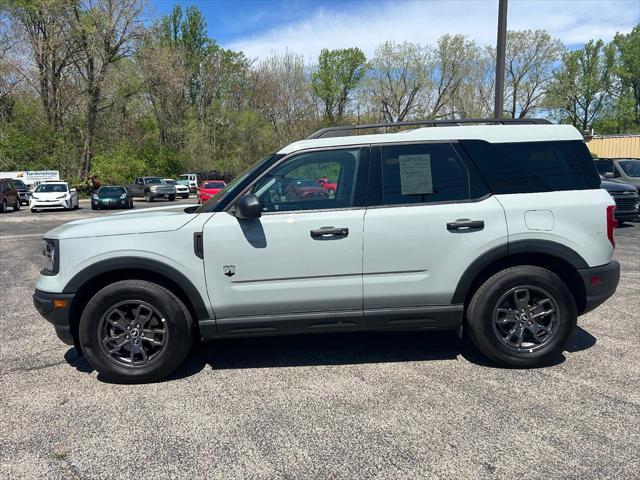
[0, 201, 638, 480]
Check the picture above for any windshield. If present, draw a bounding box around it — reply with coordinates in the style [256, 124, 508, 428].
[179, 175, 191, 181]
[619, 160, 640, 177]
[35, 183, 67, 193]
[145, 177, 163, 184]
[164, 179, 177, 185]
[204, 181, 225, 189]
[13, 179, 26, 188]
[195, 154, 282, 213]
[98, 186, 126, 194]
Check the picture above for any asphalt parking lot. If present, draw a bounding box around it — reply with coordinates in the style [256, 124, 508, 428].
[0, 200, 638, 479]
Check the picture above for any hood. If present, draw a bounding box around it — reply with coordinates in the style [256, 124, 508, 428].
[600, 179, 637, 192]
[45, 205, 198, 240]
[32, 190, 69, 199]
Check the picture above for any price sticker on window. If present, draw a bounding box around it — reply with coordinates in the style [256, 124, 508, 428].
[399, 154, 433, 195]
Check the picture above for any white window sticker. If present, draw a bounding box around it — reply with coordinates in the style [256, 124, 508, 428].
[399, 154, 433, 195]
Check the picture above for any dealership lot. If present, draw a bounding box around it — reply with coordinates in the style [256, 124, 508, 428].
[0, 203, 639, 479]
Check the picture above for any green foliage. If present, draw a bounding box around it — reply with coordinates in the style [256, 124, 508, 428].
[92, 142, 147, 184]
[614, 25, 640, 126]
[548, 39, 616, 130]
[312, 47, 366, 124]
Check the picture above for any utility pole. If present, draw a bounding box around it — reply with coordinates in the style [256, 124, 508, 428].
[494, 0, 508, 119]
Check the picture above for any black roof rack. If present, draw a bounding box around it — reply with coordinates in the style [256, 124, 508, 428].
[307, 118, 552, 139]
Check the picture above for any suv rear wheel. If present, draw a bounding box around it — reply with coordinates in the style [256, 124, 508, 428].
[466, 266, 577, 368]
[79, 280, 193, 383]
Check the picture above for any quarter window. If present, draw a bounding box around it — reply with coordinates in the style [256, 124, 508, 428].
[252, 149, 361, 213]
[462, 140, 601, 193]
[381, 143, 473, 205]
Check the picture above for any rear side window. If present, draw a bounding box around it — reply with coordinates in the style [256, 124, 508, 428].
[379, 143, 486, 205]
[595, 160, 614, 175]
[461, 140, 600, 194]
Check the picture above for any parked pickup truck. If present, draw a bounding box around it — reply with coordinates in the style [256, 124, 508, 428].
[128, 177, 176, 202]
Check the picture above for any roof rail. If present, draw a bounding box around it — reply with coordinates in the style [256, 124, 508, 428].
[307, 118, 552, 139]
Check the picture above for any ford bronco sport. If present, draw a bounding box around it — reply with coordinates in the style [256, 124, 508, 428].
[33, 119, 620, 383]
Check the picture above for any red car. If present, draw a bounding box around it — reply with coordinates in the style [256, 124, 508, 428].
[316, 178, 337, 196]
[285, 179, 327, 201]
[198, 180, 226, 203]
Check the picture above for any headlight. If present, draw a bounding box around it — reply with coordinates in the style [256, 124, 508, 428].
[150, 185, 158, 191]
[56, 194, 67, 199]
[31, 195, 39, 200]
[41, 239, 59, 275]
[92, 194, 98, 199]
[120, 193, 127, 199]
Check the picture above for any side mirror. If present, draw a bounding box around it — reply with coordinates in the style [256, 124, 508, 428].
[234, 193, 262, 219]
[603, 172, 615, 179]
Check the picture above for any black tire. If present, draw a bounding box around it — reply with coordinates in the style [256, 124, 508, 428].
[79, 280, 193, 383]
[13, 197, 20, 211]
[145, 192, 153, 202]
[168, 194, 175, 201]
[30, 207, 38, 213]
[181, 194, 189, 199]
[91, 204, 98, 210]
[0, 199, 6, 213]
[466, 266, 576, 368]
[128, 199, 134, 209]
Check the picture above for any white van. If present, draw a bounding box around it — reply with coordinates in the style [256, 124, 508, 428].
[179, 173, 198, 192]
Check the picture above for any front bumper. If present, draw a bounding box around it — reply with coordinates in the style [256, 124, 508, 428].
[578, 260, 620, 314]
[18, 191, 31, 204]
[93, 198, 129, 208]
[30, 199, 70, 209]
[33, 289, 76, 345]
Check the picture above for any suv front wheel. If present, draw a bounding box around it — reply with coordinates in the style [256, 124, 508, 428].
[466, 266, 577, 368]
[79, 280, 193, 383]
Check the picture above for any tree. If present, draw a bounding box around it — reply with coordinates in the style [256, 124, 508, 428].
[614, 25, 640, 127]
[365, 41, 428, 122]
[253, 51, 316, 144]
[425, 34, 480, 118]
[8, 0, 78, 130]
[71, 0, 144, 177]
[311, 47, 366, 125]
[548, 39, 615, 131]
[158, 5, 208, 105]
[504, 30, 564, 118]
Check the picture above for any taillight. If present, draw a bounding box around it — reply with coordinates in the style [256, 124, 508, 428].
[606, 205, 617, 248]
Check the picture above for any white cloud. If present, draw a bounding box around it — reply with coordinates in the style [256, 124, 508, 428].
[226, 0, 639, 61]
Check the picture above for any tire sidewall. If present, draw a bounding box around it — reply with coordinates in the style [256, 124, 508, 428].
[468, 267, 577, 367]
[79, 281, 192, 383]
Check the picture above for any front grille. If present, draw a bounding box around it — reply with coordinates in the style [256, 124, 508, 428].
[613, 196, 639, 211]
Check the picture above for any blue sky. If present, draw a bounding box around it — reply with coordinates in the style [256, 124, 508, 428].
[149, 0, 640, 61]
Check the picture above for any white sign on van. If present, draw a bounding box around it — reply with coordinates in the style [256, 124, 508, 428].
[398, 154, 433, 195]
[0, 170, 60, 185]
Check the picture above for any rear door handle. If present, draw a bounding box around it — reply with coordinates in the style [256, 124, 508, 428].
[447, 220, 485, 231]
[310, 227, 349, 239]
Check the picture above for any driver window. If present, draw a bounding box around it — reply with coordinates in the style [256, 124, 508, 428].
[252, 149, 360, 213]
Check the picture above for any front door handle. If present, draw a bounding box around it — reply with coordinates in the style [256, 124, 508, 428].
[447, 220, 485, 231]
[310, 227, 349, 239]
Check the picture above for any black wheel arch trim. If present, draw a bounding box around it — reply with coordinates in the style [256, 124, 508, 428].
[452, 239, 589, 304]
[63, 257, 210, 320]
